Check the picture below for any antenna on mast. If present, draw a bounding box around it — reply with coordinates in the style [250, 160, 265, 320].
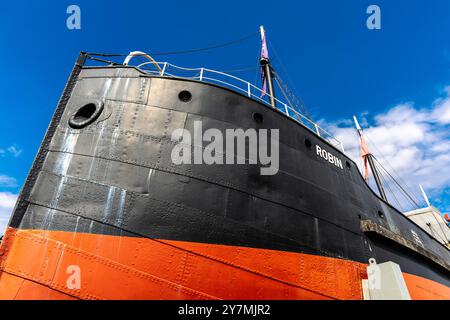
[259, 25, 276, 107]
[419, 184, 431, 207]
[353, 116, 388, 202]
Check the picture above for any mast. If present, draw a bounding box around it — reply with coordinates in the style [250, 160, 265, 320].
[353, 116, 388, 201]
[259, 25, 276, 107]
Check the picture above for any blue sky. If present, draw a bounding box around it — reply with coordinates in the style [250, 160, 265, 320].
[1, 0, 450, 231]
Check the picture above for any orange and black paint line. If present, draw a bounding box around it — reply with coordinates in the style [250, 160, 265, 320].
[0, 52, 449, 299]
[1, 228, 449, 299]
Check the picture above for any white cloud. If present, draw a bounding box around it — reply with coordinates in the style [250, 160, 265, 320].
[7, 145, 22, 158]
[0, 175, 18, 188]
[431, 86, 450, 125]
[0, 144, 23, 158]
[0, 192, 17, 209]
[0, 192, 17, 235]
[326, 89, 450, 213]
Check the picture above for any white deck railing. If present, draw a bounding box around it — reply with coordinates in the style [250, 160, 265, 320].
[135, 60, 345, 152]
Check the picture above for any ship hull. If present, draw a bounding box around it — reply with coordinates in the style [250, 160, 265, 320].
[0, 54, 449, 299]
[1, 228, 448, 300]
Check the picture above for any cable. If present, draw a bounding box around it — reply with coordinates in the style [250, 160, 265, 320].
[86, 55, 121, 65]
[267, 39, 311, 117]
[218, 66, 259, 73]
[376, 158, 450, 245]
[373, 156, 420, 207]
[86, 31, 258, 58]
[273, 71, 309, 117]
[378, 160, 421, 209]
[374, 159, 449, 246]
[152, 32, 258, 56]
[365, 135, 423, 206]
[379, 162, 404, 210]
[273, 76, 294, 109]
[426, 221, 448, 245]
[373, 156, 420, 208]
[253, 56, 261, 89]
[379, 168, 403, 210]
[85, 52, 127, 57]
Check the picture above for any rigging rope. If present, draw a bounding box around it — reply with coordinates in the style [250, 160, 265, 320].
[372, 157, 449, 245]
[379, 169, 403, 210]
[151, 32, 258, 56]
[273, 76, 295, 110]
[85, 55, 120, 65]
[365, 135, 423, 207]
[373, 156, 421, 209]
[273, 72, 310, 118]
[267, 39, 311, 118]
[85, 31, 258, 58]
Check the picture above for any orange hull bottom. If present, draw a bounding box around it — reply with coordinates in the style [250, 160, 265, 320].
[0, 228, 448, 300]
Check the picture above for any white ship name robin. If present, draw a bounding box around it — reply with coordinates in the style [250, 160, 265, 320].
[316, 145, 343, 169]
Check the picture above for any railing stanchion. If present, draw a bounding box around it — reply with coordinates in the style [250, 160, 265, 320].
[284, 104, 289, 116]
[315, 124, 321, 137]
[130, 60, 344, 152]
[160, 62, 168, 76]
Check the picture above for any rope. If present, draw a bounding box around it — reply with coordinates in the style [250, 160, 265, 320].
[267, 39, 311, 117]
[151, 32, 258, 56]
[365, 135, 423, 206]
[374, 160, 448, 245]
[373, 156, 421, 208]
[273, 76, 295, 110]
[85, 55, 121, 65]
[273, 72, 309, 118]
[85, 31, 258, 59]
[379, 168, 403, 210]
[219, 66, 259, 73]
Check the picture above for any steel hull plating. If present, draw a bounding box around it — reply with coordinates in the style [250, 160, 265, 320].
[0, 60, 449, 299]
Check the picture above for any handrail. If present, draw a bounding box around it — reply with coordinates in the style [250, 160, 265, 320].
[123, 51, 162, 73]
[133, 60, 345, 152]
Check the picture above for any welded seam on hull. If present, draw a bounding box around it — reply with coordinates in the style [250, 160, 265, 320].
[43, 146, 363, 239]
[45, 132, 450, 271]
[0, 230, 220, 300]
[56, 97, 319, 168]
[21, 202, 345, 299]
[29, 170, 350, 258]
[1, 230, 79, 299]
[0, 269, 81, 300]
[27, 196, 325, 265]
[28, 171, 450, 292]
[69, 73, 450, 258]
[47, 135, 448, 262]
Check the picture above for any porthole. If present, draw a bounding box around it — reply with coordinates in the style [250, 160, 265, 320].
[377, 210, 385, 219]
[304, 138, 312, 149]
[178, 90, 192, 102]
[346, 161, 351, 169]
[252, 112, 263, 124]
[69, 102, 104, 129]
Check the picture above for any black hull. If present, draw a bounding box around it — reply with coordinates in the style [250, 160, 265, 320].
[2, 54, 450, 299]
